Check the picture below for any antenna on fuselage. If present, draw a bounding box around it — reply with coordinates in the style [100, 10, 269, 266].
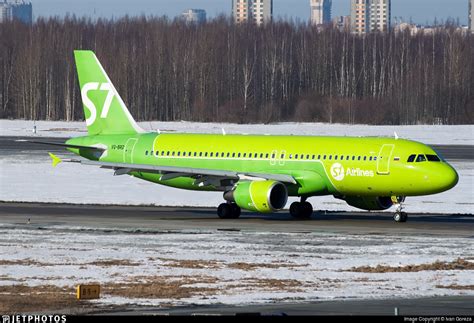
[222, 128, 226, 136]
[394, 132, 399, 140]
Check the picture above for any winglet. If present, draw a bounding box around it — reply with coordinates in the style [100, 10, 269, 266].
[49, 153, 62, 167]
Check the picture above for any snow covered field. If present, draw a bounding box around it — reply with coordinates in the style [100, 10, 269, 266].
[0, 120, 473, 214]
[1, 120, 473, 145]
[0, 223, 473, 306]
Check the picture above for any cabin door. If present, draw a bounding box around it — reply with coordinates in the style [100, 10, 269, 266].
[123, 138, 138, 163]
[377, 144, 394, 175]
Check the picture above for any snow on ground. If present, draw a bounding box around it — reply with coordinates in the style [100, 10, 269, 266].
[0, 153, 472, 214]
[1, 119, 473, 145]
[0, 223, 472, 305]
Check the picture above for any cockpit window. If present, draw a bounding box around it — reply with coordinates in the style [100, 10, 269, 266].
[407, 154, 416, 163]
[416, 154, 426, 162]
[426, 154, 441, 162]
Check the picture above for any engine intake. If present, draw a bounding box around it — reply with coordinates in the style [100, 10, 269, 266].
[224, 180, 288, 213]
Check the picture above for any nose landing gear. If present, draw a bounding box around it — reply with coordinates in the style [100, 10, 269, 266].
[393, 199, 408, 223]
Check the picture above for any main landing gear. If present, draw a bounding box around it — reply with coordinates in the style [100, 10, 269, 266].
[393, 200, 408, 223]
[289, 198, 313, 219]
[217, 203, 241, 219]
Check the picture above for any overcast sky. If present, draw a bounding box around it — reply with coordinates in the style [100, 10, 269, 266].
[31, 0, 470, 25]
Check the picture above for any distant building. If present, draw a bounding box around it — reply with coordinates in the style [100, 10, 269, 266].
[351, 0, 390, 34]
[0, 2, 11, 22]
[332, 15, 351, 31]
[310, 0, 332, 25]
[233, 0, 272, 25]
[470, 0, 473, 32]
[0, 0, 32, 24]
[181, 9, 206, 24]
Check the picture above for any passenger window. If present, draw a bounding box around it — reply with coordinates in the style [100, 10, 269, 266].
[369, 156, 372, 161]
[243, 153, 247, 158]
[145, 151, 148, 155]
[177, 152, 180, 156]
[416, 154, 426, 162]
[312, 155, 315, 160]
[238, 153, 241, 158]
[167, 151, 170, 156]
[318, 155, 321, 159]
[194, 152, 197, 157]
[271, 153, 275, 158]
[306, 154, 310, 159]
[374, 157, 377, 161]
[281, 153, 285, 159]
[227, 153, 230, 157]
[426, 155, 441, 162]
[352, 156, 355, 160]
[329, 155, 332, 160]
[232, 153, 235, 157]
[295, 154, 298, 159]
[205, 152, 208, 157]
[260, 153, 264, 158]
[155, 151, 159, 156]
[335, 155, 338, 160]
[210, 152, 213, 157]
[323, 155, 326, 160]
[172, 151, 175, 156]
[363, 156, 366, 161]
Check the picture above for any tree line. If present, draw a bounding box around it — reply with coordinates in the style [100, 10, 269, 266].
[0, 16, 473, 124]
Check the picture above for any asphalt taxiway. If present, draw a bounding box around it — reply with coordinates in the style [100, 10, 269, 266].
[0, 202, 473, 237]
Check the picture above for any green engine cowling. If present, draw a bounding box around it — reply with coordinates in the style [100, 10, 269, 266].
[224, 180, 288, 213]
[341, 196, 405, 211]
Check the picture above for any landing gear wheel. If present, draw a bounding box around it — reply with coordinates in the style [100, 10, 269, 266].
[302, 201, 313, 218]
[394, 212, 408, 223]
[230, 204, 241, 219]
[217, 203, 241, 219]
[290, 202, 313, 219]
[217, 203, 232, 219]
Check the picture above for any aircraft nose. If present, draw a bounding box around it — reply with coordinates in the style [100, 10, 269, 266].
[440, 164, 459, 191]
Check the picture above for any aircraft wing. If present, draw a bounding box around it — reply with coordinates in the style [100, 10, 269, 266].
[79, 160, 297, 185]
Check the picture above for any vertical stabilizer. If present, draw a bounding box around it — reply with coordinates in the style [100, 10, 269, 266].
[74, 50, 144, 135]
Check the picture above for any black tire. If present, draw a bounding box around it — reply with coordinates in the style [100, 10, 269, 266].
[230, 204, 241, 219]
[290, 202, 312, 219]
[394, 212, 408, 223]
[400, 212, 408, 222]
[301, 201, 313, 219]
[289, 202, 302, 218]
[217, 203, 232, 219]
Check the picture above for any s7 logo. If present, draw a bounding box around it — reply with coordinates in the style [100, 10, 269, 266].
[81, 82, 115, 126]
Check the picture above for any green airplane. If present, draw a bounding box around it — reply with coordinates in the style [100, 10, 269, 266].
[46, 50, 458, 222]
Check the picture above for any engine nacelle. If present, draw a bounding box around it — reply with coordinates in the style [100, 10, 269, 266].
[341, 196, 405, 211]
[224, 180, 288, 213]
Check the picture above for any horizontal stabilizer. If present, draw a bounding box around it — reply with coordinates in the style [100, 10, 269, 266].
[48, 153, 62, 167]
[17, 140, 105, 151]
